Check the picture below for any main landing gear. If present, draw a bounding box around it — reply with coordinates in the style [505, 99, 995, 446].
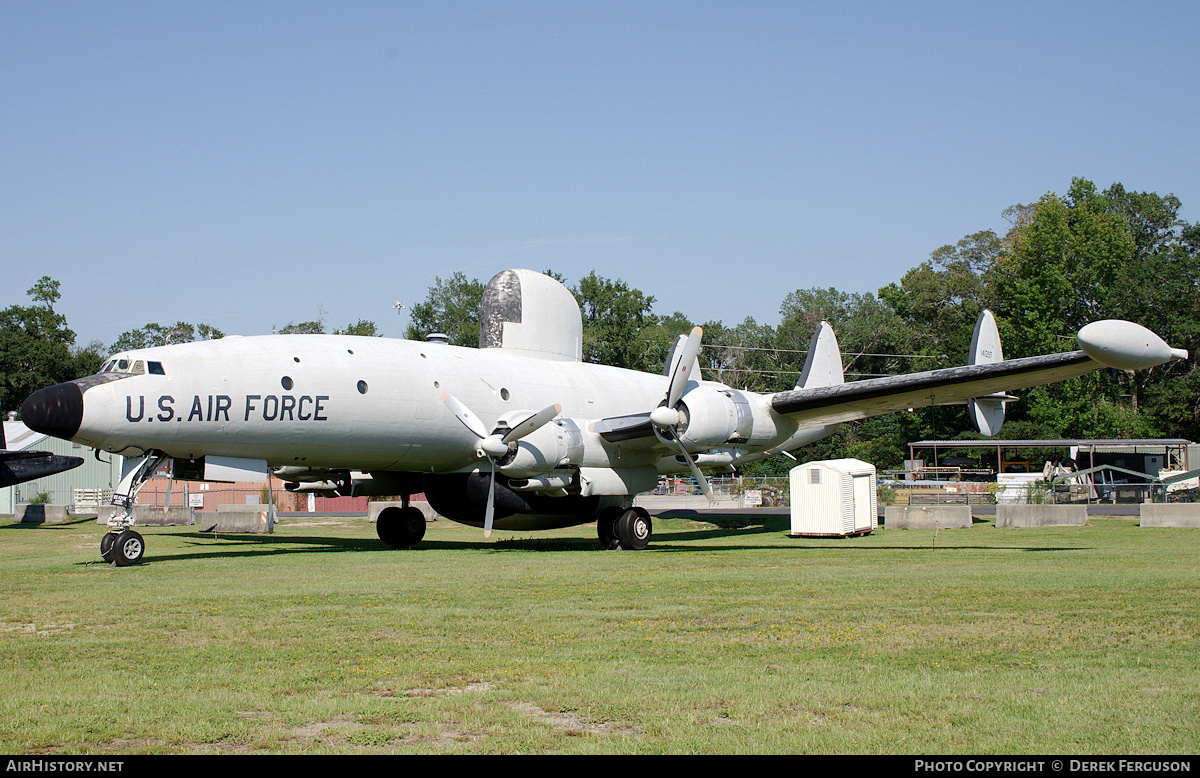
[597, 506, 652, 551]
[376, 505, 428, 548]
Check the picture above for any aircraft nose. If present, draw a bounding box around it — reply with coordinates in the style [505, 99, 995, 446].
[21, 381, 84, 440]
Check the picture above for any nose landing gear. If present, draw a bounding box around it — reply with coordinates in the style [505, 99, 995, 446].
[100, 528, 145, 567]
[98, 452, 167, 566]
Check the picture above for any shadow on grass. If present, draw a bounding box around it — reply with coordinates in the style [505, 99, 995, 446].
[62, 511, 1093, 566]
[1, 516, 102, 529]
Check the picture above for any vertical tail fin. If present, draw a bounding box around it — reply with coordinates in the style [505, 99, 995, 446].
[967, 310, 1013, 436]
[796, 322, 844, 389]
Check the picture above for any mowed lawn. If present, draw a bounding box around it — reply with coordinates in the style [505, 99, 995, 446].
[0, 510, 1196, 754]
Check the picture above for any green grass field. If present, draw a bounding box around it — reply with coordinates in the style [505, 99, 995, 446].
[0, 511, 1196, 754]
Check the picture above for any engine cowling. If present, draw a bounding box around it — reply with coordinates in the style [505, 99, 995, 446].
[673, 386, 742, 450]
[498, 418, 586, 478]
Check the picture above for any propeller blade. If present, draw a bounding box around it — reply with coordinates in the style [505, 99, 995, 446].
[676, 443, 714, 501]
[441, 392, 488, 439]
[501, 404, 563, 445]
[666, 326, 703, 409]
[484, 456, 496, 538]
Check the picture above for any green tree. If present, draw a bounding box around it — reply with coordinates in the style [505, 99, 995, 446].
[965, 178, 1200, 440]
[337, 319, 380, 337]
[404, 272, 485, 347]
[700, 316, 787, 393]
[110, 321, 225, 352]
[1, 277, 84, 414]
[571, 271, 658, 370]
[878, 229, 1002, 366]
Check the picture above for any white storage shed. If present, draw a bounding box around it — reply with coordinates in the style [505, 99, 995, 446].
[789, 458, 878, 538]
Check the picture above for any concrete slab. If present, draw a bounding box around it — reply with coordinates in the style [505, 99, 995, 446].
[367, 501, 438, 522]
[883, 505, 972, 529]
[15, 504, 68, 523]
[130, 505, 196, 526]
[198, 507, 274, 533]
[1139, 504, 1200, 528]
[995, 504, 1087, 528]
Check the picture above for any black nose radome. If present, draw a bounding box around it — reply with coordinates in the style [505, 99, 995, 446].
[21, 381, 84, 440]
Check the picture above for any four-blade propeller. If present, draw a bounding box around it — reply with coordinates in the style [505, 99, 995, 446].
[441, 392, 562, 537]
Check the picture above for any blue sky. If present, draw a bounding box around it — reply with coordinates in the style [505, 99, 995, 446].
[4, 1, 1198, 350]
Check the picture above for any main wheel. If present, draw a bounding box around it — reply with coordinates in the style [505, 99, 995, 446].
[615, 507, 652, 551]
[112, 529, 144, 567]
[596, 506, 623, 550]
[377, 506, 427, 548]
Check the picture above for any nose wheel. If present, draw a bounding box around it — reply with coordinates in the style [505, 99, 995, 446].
[101, 529, 145, 567]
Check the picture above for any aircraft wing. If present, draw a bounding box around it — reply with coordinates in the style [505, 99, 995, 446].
[769, 350, 1097, 426]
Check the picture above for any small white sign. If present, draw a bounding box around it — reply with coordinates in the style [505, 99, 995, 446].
[188, 493, 204, 508]
[744, 489, 763, 506]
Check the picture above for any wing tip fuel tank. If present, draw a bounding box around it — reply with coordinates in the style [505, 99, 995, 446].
[1077, 320, 1188, 371]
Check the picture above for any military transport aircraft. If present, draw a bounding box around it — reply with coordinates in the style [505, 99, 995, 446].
[19, 269, 1189, 565]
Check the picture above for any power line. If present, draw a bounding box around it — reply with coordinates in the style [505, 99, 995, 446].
[701, 342, 946, 360]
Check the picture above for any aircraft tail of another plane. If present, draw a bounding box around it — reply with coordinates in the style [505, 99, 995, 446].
[0, 418, 85, 488]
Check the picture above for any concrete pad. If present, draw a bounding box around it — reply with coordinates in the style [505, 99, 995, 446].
[1139, 504, 1200, 528]
[883, 505, 972, 530]
[15, 504, 68, 523]
[995, 504, 1087, 528]
[367, 501, 438, 522]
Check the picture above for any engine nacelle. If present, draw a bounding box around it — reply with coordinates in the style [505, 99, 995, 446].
[498, 418, 586, 478]
[674, 386, 744, 450]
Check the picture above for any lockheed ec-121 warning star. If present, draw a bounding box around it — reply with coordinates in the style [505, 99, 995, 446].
[20, 269, 1189, 565]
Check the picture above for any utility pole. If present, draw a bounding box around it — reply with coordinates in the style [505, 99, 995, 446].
[393, 301, 406, 338]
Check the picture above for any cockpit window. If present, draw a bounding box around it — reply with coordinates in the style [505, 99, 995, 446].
[102, 357, 161, 375]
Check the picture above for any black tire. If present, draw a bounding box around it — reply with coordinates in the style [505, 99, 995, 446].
[596, 506, 623, 550]
[112, 529, 144, 567]
[615, 507, 652, 551]
[377, 506, 427, 548]
[100, 531, 118, 562]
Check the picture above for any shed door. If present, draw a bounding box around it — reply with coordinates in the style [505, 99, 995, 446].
[852, 473, 873, 531]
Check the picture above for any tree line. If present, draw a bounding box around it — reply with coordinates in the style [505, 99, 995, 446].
[404, 179, 1200, 472]
[4, 178, 1197, 474]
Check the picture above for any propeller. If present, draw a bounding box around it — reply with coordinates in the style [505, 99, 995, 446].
[441, 393, 562, 537]
[650, 326, 713, 501]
